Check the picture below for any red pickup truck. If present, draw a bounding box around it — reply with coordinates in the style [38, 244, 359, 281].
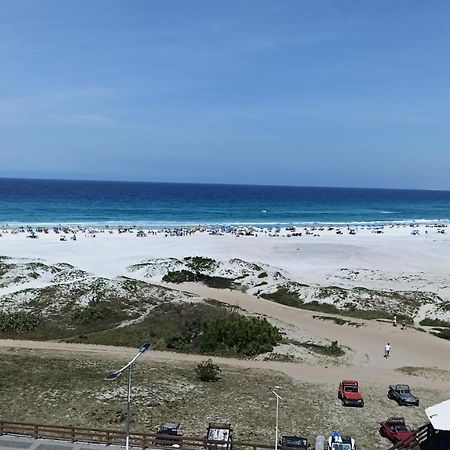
[338, 380, 364, 407]
[379, 417, 415, 445]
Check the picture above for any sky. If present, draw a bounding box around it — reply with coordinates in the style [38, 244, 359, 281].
[0, 0, 449, 190]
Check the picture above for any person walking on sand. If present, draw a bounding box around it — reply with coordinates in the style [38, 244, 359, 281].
[393, 315, 397, 327]
[384, 342, 391, 358]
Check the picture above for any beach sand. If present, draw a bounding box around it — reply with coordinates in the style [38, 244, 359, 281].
[1, 224, 450, 294]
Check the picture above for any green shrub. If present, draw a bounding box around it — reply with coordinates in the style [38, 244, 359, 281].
[167, 315, 282, 357]
[163, 270, 236, 289]
[186, 256, 217, 271]
[432, 328, 450, 341]
[262, 288, 413, 323]
[195, 359, 221, 382]
[300, 340, 345, 357]
[419, 318, 450, 327]
[163, 270, 198, 283]
[0, 312, 41, 333]
[71, 302, 120, 324]
[261, 287, 302, 307]
[258, 272, 268, 279]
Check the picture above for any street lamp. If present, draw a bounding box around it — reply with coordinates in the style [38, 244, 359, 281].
[105, 342, 151, 450]
[269, 387, 285, 450]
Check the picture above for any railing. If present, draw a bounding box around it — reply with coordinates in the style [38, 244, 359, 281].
[386, 423, 430, 450]
[0, 420, 273, 450]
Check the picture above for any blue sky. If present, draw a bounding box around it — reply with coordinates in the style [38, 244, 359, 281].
[0, 0, 449, 189]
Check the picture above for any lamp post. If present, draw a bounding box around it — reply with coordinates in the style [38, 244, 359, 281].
[269, 387, 285, 450]
[105, 342, 151, 450]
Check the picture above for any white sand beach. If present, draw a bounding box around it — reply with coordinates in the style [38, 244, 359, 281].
[1, 224, 449, 294]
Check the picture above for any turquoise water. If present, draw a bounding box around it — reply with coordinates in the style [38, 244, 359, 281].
[0, 178, 450, 227]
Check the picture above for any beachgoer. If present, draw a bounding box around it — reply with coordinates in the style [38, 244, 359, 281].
[393, 315, 397, 327]
[384, 342, 391, 358]
[401, 321, 406, 330]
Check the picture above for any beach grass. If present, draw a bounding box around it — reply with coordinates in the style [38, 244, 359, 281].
[260, 287, 415, 323]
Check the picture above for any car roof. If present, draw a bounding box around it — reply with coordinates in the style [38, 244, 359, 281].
[341, 380, 358, 384]
[160, 422, 181, 429]
[386, 417, 406, 423]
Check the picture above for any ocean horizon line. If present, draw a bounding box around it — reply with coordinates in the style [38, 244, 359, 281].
[1, 175, 449, 194]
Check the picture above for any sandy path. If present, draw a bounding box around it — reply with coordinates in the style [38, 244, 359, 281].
[162, 282, 450, 372]
[1, 335, 448, 391]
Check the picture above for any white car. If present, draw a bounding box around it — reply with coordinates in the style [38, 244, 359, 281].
[328, 432, 356, 450]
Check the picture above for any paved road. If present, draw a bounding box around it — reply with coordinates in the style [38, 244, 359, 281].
[0, 435, 134, 450]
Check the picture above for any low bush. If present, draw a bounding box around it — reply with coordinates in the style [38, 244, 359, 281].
[419, 318, 450, 327]
[312, 315, 363, 327]
[186, 256, 217, 271]
[299, 340, 345, 357]
[0, 312, 41, 333]
[261, 287, 302, 307]
[262, 288, 413, 323]
[167, 314, 282, 357]
[163, 270, 236, 289]
[195, 359, 221, 382]
[432, 328, 450, 341]
[71, 302, 121, 324]
[163, 270, 198, 283]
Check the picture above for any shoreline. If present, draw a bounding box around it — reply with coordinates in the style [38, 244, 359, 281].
[1, 219, 450, 229]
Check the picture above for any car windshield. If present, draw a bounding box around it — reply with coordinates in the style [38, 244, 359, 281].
[159, 428, 178, 435]
[283, 438, 307, 447]
[208, 429, 230, 441]
[400, 390, 411, 394]
[332, 444, 351, 450]
[389, 424, 408, 432]
[344, 387, 358, 392]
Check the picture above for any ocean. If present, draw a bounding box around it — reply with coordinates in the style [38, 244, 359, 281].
[1, 178, 450, 227]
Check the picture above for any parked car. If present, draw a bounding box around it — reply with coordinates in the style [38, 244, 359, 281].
[327, 432, 356, 450]
[388, 384, 420, 406]
[154, 422, 182, 446]
[379, 417, 415, 445]
[338, 380, 364, 407]
[279, 435, 310, 449]
[205, 423, 232, 450]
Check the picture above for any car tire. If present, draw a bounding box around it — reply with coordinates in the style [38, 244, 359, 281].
[360, 400, 364, 407]
[379, 428, 385, 437]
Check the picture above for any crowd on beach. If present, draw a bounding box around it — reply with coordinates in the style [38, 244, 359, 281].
[0, 222, 448, 240]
